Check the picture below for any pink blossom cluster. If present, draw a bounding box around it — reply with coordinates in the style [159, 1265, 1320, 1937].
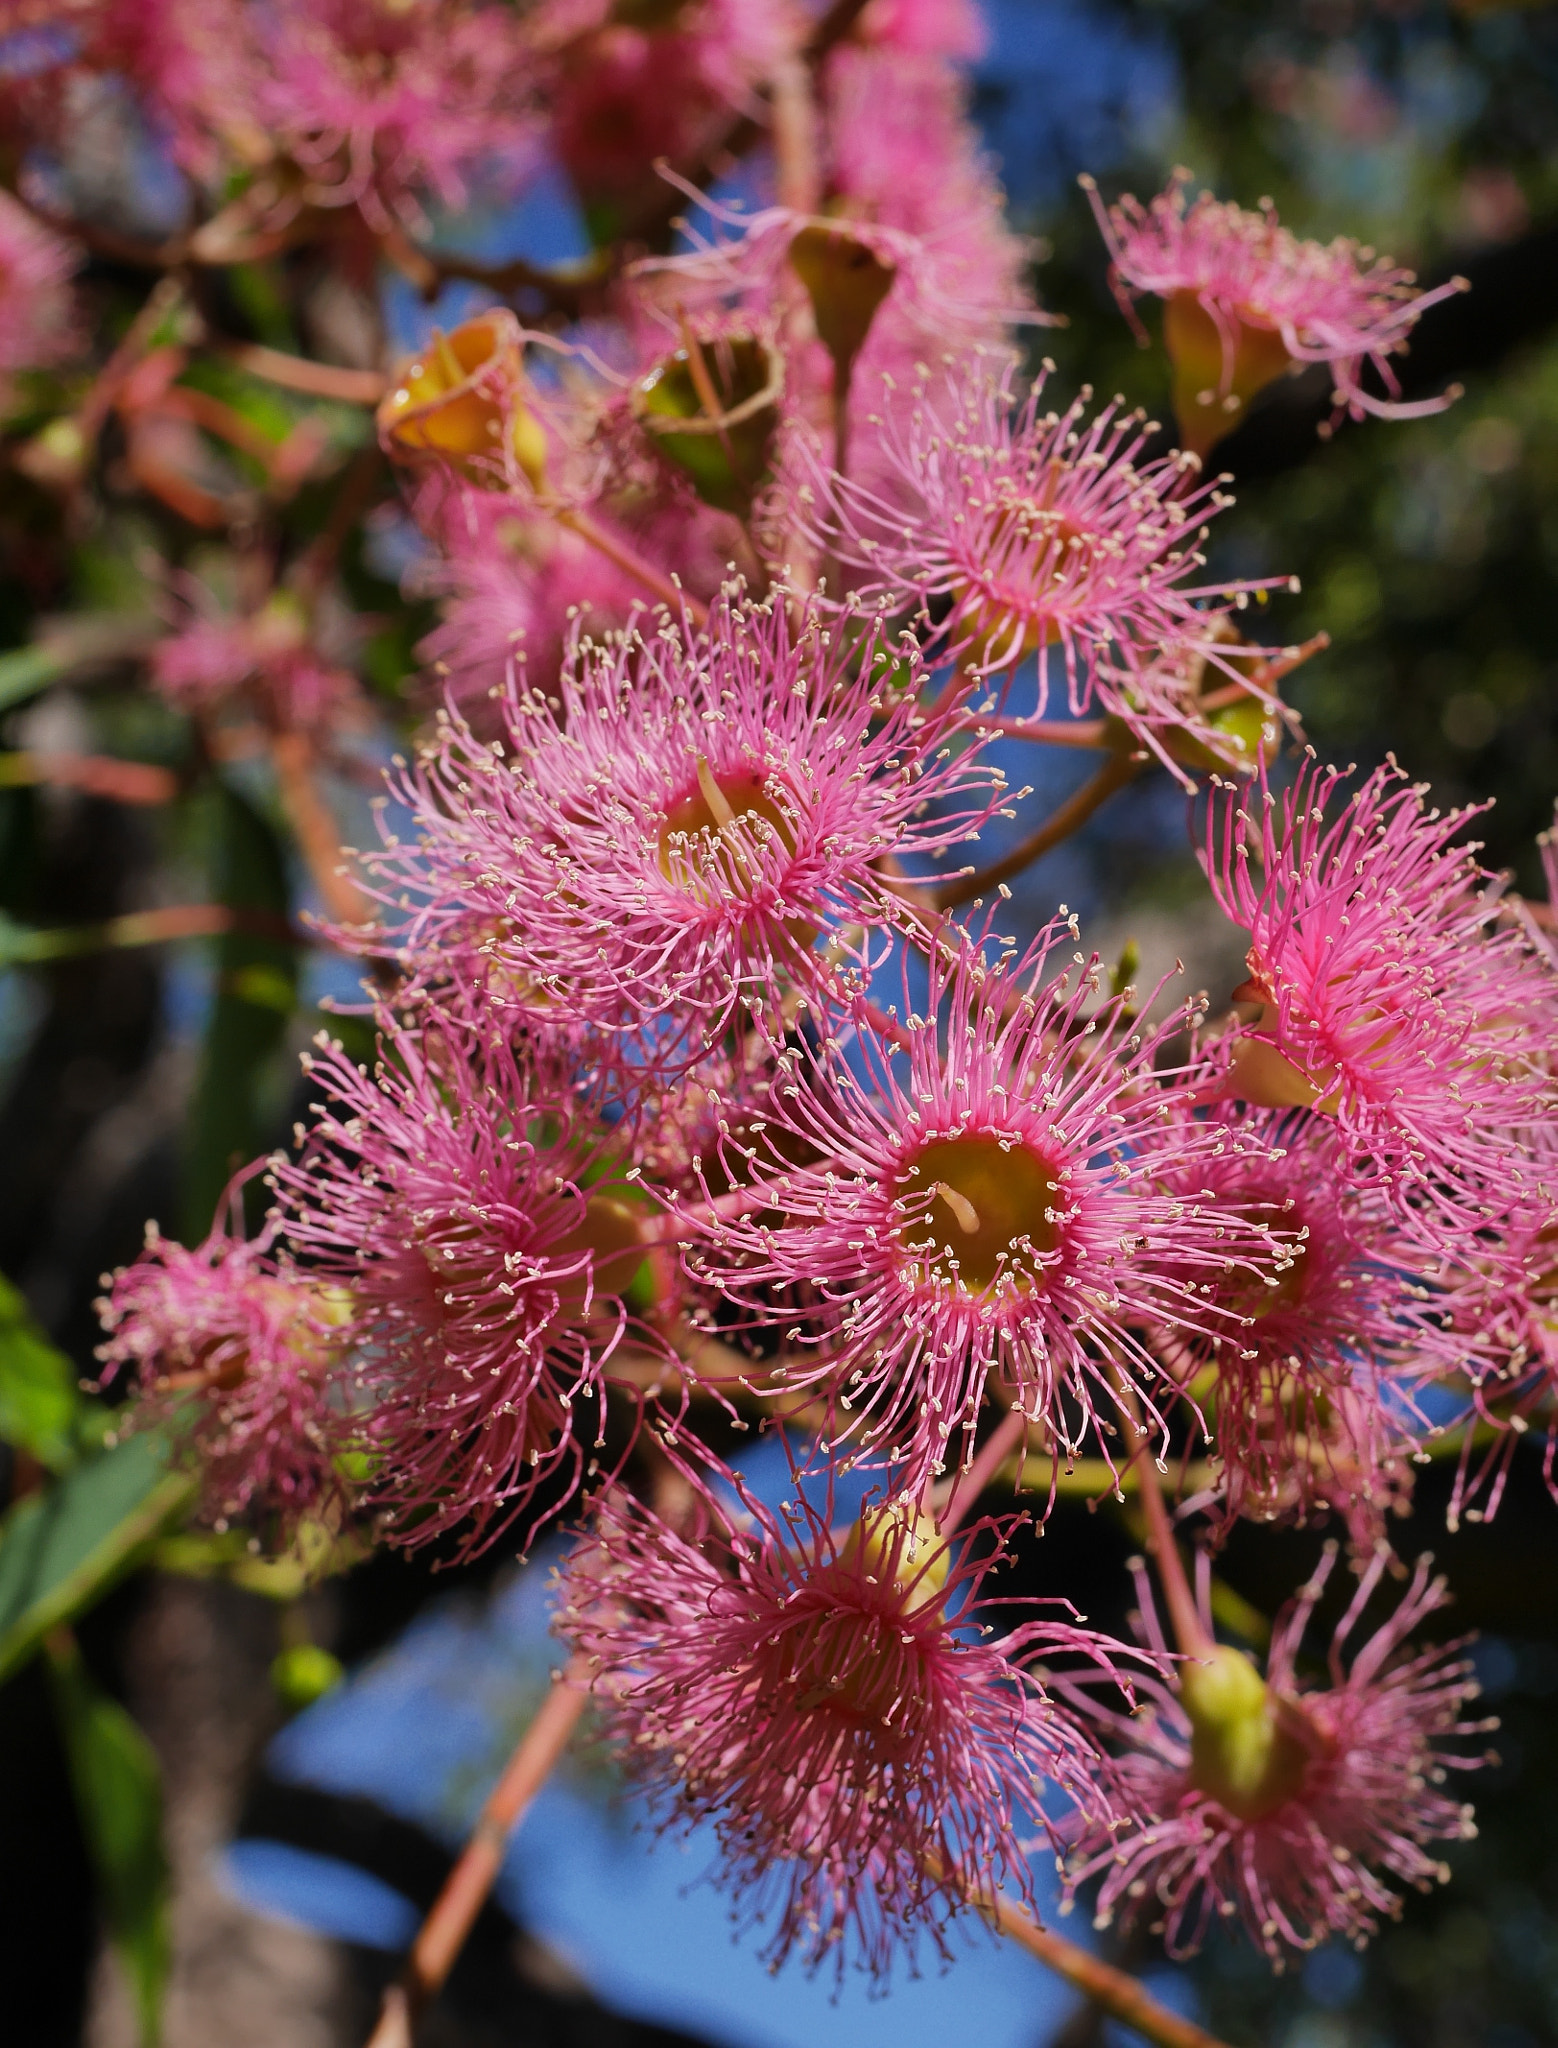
[68, 1, 1558, 2006]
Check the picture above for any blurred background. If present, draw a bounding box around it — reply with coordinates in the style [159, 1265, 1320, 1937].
[4, 3, 1558, 2045]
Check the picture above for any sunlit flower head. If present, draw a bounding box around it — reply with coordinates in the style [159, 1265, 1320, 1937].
[95, 1182, 349, 1536]
[680, 920, 1288, 1492]
[557, 1444, 1129, 1981]
[1147, 1106, 1436, 1535]
[275, 1012, 655, 1557]
[805, 354, 1285, 707]
[1206, 756, 1558, 1232]
[365, 589, 1003, 1060]
[1061, 1546, 1486, 1962]
[1085, 168, 1467, 454]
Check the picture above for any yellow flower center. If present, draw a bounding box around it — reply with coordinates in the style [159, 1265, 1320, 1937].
[894, 1135, 1064, 1294]
[657, 758, 795, 900]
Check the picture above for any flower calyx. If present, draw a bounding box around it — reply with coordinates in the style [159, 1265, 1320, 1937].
[1180, 1642, 1320, 1822]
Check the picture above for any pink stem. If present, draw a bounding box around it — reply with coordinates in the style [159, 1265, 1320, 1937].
[935, 1409, 1027, 1534]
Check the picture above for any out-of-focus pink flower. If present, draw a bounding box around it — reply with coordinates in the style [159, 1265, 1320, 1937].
[95, 1190, 349, 1535]
[1086, 168, 1467, 454]
[252, 0, 541, 230]
[821, 39, 1027, 351]
[418, 507, 671, 715]
[1061, 1547, 1486, 1960]
[1206, 758, 1558, 1232]
[1, 0, 260, 174]
[679, 922, 1288, 1491]
[366, 589, 1002, 1056]
[1413, 1191, 1558, 1529]
[852, 0, 987, 59]
[0, 190, 80, 386]
[557, 1446, 1127, 1980]
[151, 592, 360, 736]
[806, 353, 1285, 707]
[275, 1015, 653, 1557]
[543, 0, 796, 215]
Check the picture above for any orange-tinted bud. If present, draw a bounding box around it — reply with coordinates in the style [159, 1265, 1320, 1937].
[377, 310, 547, 489]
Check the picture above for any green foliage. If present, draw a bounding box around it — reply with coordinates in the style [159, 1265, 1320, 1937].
[181, 782, 299, 1240]
[47, 1630, 171, 2048]
[0, 1271, 89, 1473]
[0, 1433, 193, 1686]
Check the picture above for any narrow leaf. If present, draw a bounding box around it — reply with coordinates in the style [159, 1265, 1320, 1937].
[0, 1433, 194, 1684]
[0, 1272, 81, 1471]
[48, 1631, 171, 2047]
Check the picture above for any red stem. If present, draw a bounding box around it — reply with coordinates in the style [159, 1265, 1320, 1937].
[935, 1409, 1027, 1534]
[366, 1661, 591, 2047]
[982, 1889, 1234, 2048]
[1132, 1438, 1214, 1660]
[934, 754, 1139, 911]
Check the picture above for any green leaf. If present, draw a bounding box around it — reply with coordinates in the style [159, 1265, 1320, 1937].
[0, 1433, 194, 1685]
[0, 641, 69, 715]
[48, 1632, 171, 2047]
[181, 783, 298, 1239]
[0, 1272, 82, 1471]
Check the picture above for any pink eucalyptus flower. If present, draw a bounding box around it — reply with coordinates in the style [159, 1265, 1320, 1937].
[1206, 757, 1558, 1232]
[544, 0, 796, 216]
[1061, 1546, 1487, 1962]
[850, 0, 987, 59]
[0, 189, 80, 386]
[253, 0, 541, 231]
[415, 493, 718, 720]
[275, 1013, 655, 1557]
[556, 1445, 1129, 1981]
[820, 39, 1027, 347]
[1415, 1187, 1558, 1529]
[1085, 168, 1467, 454]
[151, 592, 361, 737]
[1149, 1107, 1436, 1537]
[3, 0, 259, 173]
[365, 589, 1003, 1057]
[804, 353, 1286, 704]
[678, 920, 1288, 1491]
[95, 1187, 349, 1535]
